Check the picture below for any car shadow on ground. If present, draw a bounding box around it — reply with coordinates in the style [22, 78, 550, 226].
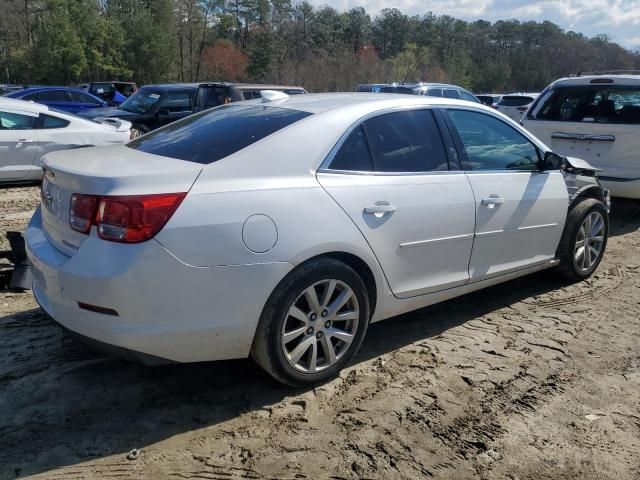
[1, 200, 638, 478]
[609, 198, 640, 237]
[0, 268, 571, 479]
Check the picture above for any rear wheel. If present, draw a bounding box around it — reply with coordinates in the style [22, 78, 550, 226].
[251, 258, 370, 387]
[557, 198, 608, 281]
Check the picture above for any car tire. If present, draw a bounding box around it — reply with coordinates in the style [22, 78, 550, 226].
[130, 124, 149, 139]
[251, 258, 370, 387]
[557, 198, 608, 281]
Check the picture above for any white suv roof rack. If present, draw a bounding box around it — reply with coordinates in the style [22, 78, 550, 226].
[570, 70, 640, 77]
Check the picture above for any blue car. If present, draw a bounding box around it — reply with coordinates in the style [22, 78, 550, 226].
[5, 86, 109, 114]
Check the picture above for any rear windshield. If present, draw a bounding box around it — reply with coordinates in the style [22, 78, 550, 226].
[527, 85, 640, 124]
[498, 96, 534, 106]
[127, 104, 312, 164]
[380, 86, 414, 95]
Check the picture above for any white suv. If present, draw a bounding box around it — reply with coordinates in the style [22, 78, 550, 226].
[494, 94, 538, 122]
[523, 73, 640, 198]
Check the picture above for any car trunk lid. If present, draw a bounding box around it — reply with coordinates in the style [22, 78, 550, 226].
[39, 145, 202, 257]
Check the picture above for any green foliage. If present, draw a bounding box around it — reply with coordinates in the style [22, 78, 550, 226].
[1, 0, 639, 92]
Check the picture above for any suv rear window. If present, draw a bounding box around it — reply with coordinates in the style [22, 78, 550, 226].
[528, 85, 640, 124]
[497, 96, 534, 107]
[127, 105, 312, 164]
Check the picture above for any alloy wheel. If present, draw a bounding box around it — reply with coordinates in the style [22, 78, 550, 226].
[574, 211, 605, 272]
[281, 279, 359, 374]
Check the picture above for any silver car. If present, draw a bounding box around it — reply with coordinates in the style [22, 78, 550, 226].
[26, 92, 609, 386]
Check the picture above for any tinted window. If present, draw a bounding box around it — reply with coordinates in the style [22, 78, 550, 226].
[497, 96, 534, 107]
[426, 88, 443, 97]
[444, 89, 460, 99]
[357, 85, 372, 92]
[35, 114, 70, 129]
[459, 91, 479, 103]
[0, 111, 35, 130]
[380, 86, 414, 95]
[363, 110, 448, 172]
[127, 105, 312, 164]
[120, 89, 163, 114]
[159, 92, 193, 112]
[69, 91, 100, 104]
[447, 110, 539, 171]
[37, 90, 71, 102]
[329, 125, 374, 171]
[22, 92, 38, 101]
[528, 85, 640, 124]
[195, 86, 228, 110]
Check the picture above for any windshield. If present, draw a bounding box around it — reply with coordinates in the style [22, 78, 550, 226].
[127, 104, 312, 164]
[498, 96, 534, 107]
[119, 89, 162, 114]
[527, 85, 640, 124]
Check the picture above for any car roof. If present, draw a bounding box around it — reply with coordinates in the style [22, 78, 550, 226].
[551, 75, 640, 86]
[248, 92, 490, 114]
[197, 82, 305, 90]
[0, 96, 52, 112]
[139, 83, 200, 91]
[7, 86, 87, 96]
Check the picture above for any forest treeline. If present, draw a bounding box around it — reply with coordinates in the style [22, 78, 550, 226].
[1, 0, 639, 93]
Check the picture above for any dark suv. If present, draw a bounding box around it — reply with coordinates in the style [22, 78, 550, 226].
[79, 83, 198, 137]
[193, 83, 307, 112]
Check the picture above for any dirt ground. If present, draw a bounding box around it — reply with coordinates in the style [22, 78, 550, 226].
[1, 185, 639, 480]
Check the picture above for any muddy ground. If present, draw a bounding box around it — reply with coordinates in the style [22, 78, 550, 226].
[1, 185, 639, 480]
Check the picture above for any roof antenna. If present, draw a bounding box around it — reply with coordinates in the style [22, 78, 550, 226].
[261, 90, 289, 103]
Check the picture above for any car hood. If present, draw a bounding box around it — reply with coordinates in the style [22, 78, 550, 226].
[78, 107, 141, 119]
[565, 156, 601, 173]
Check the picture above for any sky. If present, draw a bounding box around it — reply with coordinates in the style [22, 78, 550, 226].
[309, 0, 640, 50]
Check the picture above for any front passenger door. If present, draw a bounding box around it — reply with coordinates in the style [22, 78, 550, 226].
[445, 109, 568, 281]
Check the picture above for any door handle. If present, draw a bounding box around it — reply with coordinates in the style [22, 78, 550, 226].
[16, 138, 34, 143]
[481, 195, 504, 208]
[364, 204, 397, 215]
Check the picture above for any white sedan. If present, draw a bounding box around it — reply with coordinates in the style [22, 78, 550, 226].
[26, 93, 609, 386]
[0, 97, 131, 184]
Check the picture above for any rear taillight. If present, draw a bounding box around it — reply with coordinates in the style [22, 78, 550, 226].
[70, 194, 99, 234]
[69, 192, 186, 243]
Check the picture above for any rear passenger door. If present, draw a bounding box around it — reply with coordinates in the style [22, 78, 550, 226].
[317, 108, 477, 298]
[444, 108, 568, 281]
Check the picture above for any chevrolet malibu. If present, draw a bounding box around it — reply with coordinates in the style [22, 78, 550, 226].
[26, 93, 609, 386]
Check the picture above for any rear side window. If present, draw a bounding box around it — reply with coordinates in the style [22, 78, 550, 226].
[329, 110, 449, 173]
[127, 105, 312, 164]
[0, 111, 35, 130]
[528, 85, 640, 124]
[195, 86, 228, 110]
[37, 90, 71, 102]
[35, 114, 70, 129]
[444, 89, 460, 99]
[69, 91, 100, 104]
[498, 96, 533, 107]
[426, 89, 443, 97]
[365, 110, 448, 172]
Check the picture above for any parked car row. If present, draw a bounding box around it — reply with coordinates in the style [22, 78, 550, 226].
[357, 82, 480, 103]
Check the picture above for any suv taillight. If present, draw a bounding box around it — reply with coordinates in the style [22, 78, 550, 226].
[70, 192, 186, 243]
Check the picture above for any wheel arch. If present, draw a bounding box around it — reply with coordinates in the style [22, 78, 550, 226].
[569, 184, 606, 210]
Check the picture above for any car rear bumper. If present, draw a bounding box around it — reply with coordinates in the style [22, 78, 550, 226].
[599, 177, 640, 199]
[26, 207, 293, 363]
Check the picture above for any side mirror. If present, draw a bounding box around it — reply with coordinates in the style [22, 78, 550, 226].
[541, 151, 565, 171]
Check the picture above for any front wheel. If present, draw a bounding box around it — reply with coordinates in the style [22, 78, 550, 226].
[557, 198, 608, 281]
[251, 258, 370, 387]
